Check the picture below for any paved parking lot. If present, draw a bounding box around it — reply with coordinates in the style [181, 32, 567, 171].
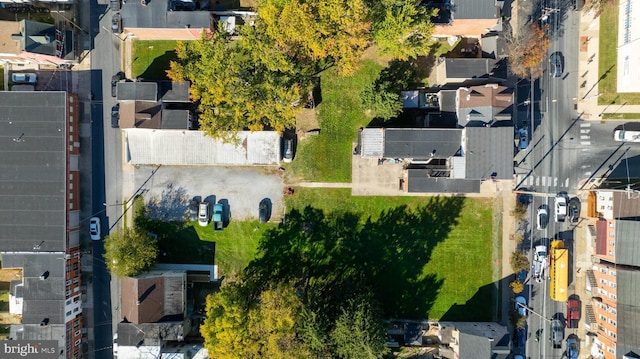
[132, 165, 285, 221]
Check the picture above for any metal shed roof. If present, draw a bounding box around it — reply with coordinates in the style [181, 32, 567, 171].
[125, 130, 281, 165]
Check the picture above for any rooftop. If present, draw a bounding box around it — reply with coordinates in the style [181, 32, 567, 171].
[616, 269, 640, 357]
[464, 127, 514, 180]
[384, 128, 462, 159]
[0, 92, 68, 252]
[121, 271, 186, 324]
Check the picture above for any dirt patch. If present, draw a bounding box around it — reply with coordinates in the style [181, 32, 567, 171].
[361, 46, 391, 67]
[295, 108, 320, 140]
[0, 269, 22, 282]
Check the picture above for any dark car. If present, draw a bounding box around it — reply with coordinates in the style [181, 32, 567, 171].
[282, 138, 293, 163]
[111, 72, 124, 97]
[111, 13, 122, 34]
[569, 197, 581, 223]
[259, 199, 270, 224]
[552, 319, 564, 349]
[516, 328, 526, 348]
[550, 52, 564, 78]
[188, 198, 199, 222]
[110, 0, 120, 11]
[111, 105, 120, 128]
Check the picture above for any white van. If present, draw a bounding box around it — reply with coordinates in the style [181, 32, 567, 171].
[614, 129, 640, 142]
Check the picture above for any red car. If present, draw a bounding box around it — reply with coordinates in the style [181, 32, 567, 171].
[567, 298, 581, 328]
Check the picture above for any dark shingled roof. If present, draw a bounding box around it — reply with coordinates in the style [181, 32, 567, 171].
[384, 128, 462, 159]
[0, 92, 68, 252]
[464, 127, 514, 180]
[407, 170, 481, 193]
[616, 269, 640, 359]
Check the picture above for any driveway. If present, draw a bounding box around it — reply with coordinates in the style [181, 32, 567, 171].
[133, 165, 285, 221]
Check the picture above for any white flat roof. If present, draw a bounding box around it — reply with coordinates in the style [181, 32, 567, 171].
[125, 130, 281, 165]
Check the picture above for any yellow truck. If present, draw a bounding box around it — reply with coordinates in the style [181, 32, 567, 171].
[549, 240, 568, 302]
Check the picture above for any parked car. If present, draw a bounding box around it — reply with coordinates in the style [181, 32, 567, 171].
[555, 193, 567, 222]
[515, 296, 527, 316]
[516, 327, 526, 348]
[113, 333, 118, 357]
[519, 128, 529, 150]
[213, 203, 224, 231]
[110, 0, 120, 11]
[89, 217, 101, 241]
[111, 72, 124, 97]
[567, 297, 581, 328]
[259, 199, 270, 224]
[537, 206, 549, 230]
[111, 13, 122, 34]
[552, 319, 564, 349]
[198, 202, 210, 227]
[569, 197, 581, 223]
[550, 51, 564, 78]
[513, 355, 524, 359]
[111, 105, 120, 128]
[283, 138, 293, 163]
[11, 72, 37, 84]
[532, 245, 548, 282]
[566, 337, 579, 359]
[188, 199, 199, 222]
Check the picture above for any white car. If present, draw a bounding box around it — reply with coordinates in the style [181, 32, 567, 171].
[532, 245, 548, 282]
[198, 202, 210, 227]
[89, 217, 101, 241]
[113, 333, 118, 357]
[537, 206, 549, 230]
[11, 72, 37, 84]
[555, 194, 567, 222]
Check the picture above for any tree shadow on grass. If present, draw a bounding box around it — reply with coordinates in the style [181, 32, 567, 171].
[139, 50, 177, 81]
[440, 281, 497, 322]
[245, 196, 466, 320]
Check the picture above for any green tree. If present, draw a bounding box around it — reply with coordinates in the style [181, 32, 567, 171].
[201, 283, 310, 359]
[255, 0, 372, 76]
[369, 0, 436, 60]
[168, 30, 305, 139]
[359, 60, 418, 119]
[103, 228, 157, 277]
[331, 296, 389, 359]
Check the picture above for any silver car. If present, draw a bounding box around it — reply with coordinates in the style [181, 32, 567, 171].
[89, 217, 101, 241]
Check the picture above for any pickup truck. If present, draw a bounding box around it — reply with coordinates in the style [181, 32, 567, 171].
[567, 298, 581, 328]
[532, 245, 548, 283]
[213, 204, 224, 232]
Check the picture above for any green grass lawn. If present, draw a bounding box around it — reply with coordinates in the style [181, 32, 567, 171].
[602, 113, 640, 120]
[286, 189, 496, 320]
[598, 2, 640, 105]
[288, 60, 383, 182]
[131, 40, 179, 80]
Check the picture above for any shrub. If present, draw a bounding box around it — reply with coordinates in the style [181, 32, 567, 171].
[510, 250, 530, 273]
[510, 280, 524, 294]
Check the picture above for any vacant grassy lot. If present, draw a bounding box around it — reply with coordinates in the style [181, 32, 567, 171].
[602, 113, 640, 120]
[598, 2, 640, 105]
[288, 60, 383, 182]
[131, 40, 179, 80]
[286, 189, 496, 320]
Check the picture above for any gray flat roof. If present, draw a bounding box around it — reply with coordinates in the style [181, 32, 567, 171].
[3, 253, 66, 324]
[119, 0, 211, 29]
[445, 58, 501, 80]
[161, 109, 189, 129]
[616, 269, 640, 358]
[117, 82, 158, 102]
[464, 127, 514, 180]
[0, 92, 67, 252]
[159, 81, 191, 102]
[384, 128, 462, 159]
[453, 0, 499, 20]
[407, 170, 481, 193]
[615, 220, 640, 266]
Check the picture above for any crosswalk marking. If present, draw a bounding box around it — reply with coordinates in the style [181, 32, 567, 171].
[581, 141, 591, 145]
[516, 175, 570, 189]
[580, 123, 591, 128]
[580, 129, 591, 134]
